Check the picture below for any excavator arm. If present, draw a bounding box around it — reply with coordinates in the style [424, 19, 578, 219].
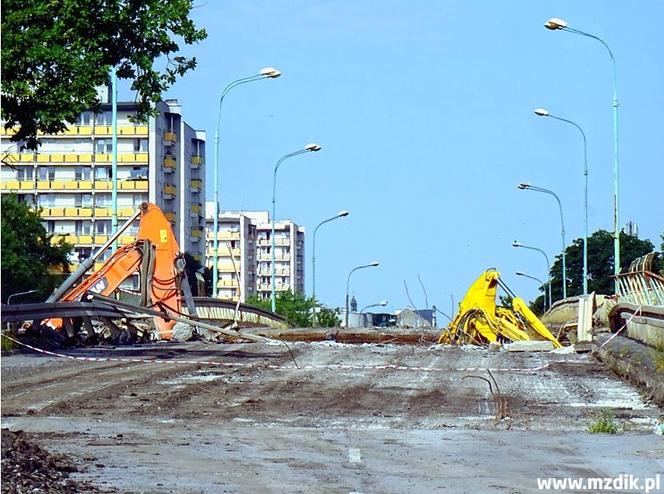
[438, 270, 562, 348]
[45, 203, 183, 340]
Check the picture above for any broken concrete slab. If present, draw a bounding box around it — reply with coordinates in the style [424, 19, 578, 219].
[504, 340, 555, 352]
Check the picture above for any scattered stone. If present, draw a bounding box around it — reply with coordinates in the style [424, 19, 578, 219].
[1, 429, 115, 493]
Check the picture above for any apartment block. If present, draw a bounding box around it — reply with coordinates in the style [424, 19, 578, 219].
[0, 94, 206, 273]
[204, 203, 305, 301]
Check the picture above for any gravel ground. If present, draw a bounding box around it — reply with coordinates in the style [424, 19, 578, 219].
[2, 340, 663, 493]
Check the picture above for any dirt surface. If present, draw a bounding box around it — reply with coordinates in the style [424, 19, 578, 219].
[2, 340, 663, 493]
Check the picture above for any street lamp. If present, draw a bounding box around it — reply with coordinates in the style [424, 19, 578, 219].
[533, 108, 589, 295]
[515, 271, 549, 310]
[271, 143, 322, 312]
[211, 67, 281, 297]
[360, 300, 388, 314]
[512, 241, 552, 309]
[345, 261, 379, 328]
[517, 182, 567, 299]
[6, 289, 39, 305]
[545, 17, 620, 292]
[312, 210, 349, 324]
[359, 300, 388, 328]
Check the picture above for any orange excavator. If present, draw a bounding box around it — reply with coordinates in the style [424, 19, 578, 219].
[45, 202, 188, 340]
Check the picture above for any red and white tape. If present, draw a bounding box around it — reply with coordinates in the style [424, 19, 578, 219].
[0, 332, 583, 374]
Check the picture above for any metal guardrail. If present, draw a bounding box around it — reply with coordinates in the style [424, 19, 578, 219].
[1, 301, 125, 323]
[190, 297, 288, 329]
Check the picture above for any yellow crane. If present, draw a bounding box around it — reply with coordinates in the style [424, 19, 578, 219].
[438, 270, 562, 348]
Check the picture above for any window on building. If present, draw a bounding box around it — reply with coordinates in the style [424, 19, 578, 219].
[95, 139, 113, 154]
[41, 220, 55, 233]
[95, 194, 110, 207]
[75, 194, 93, 207]
[75, 221, 93, 235]
[75, 167, 92, 180]
[38, 167, 55, 181]
[75, 112, 92, 126]
[37, 194, 55, 207]
[94, 166, 111, 180]
[17, 166, 33, 180]
[132, 194, 148, 206]
[95, 220, 112, 234]
[95, 111, 112, 125]
[129, 166, 148, 180]
[133, 138, 149, 153]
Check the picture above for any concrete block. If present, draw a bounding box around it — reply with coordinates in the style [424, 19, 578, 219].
[505, 340, 555, 352]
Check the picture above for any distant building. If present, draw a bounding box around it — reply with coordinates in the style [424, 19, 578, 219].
[622, 220, 639, 237]
[204, 203, 305, 301]
[396, 308, 435, 328]
[0, 92, 206, 274]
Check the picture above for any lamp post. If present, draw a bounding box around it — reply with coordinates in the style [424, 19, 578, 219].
[517, 182, 567, 299]
[345, 262, 379, 328]
[211, 67, 281, 298]
[545, 17, 620, 292]
[515, 271, 549, 310]
[271, 143, 322, 312]
[513, 241, 552, 309]
[312, 210, 349, 325]
[533, 108, 589, 295]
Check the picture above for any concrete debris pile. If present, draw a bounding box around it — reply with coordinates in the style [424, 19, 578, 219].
[1, 429, 114, 494]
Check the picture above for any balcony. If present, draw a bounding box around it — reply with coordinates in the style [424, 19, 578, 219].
[191, 203, 202, 215]
[191, 228, 201, 238]
[164, 131, 176, 143]
[1, 180, 20, 191]
[1, 127, 17, 136]
[164, 156, 176, 171]
[165, 212, 176, 222]
[190, 179, 202, 191]
[1, 153, 34, 163]
[163, 184, 176, 198]
[120, 235, 135, 245]
[206, 231, 240, 241]
[120, 179, 149, 191]
[93, 125, 148, 137]
[62, 126, 93, 136]
[191, 155, 203, 168]
[94, 153, 148, 164]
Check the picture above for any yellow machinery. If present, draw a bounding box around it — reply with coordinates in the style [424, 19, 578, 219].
[438, 270, 562, 348]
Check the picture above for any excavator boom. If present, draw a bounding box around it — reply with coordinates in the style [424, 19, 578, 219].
[46, 203, 183, 340]
[438, 270, 561, 348]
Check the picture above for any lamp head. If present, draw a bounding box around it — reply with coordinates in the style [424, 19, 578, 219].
[260, 67, 282, 78]
[544, 18, 567, 30]
[534, 108, 550, 117]
[337, 210, 350, 218]
[305, 143, 322, 152]
[517, 182, 531, 190]
[379, 300, 388, 306]
[515, 271, 526, 277]
[370, 261, 380, 267]
[512, 241, 523, 248]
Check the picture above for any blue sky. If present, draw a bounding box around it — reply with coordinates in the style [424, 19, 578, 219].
[158, 0, 663, 312]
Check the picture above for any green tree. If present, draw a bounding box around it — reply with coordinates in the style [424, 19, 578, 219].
[548, 229, 656, 300]
[246, 292, 316, 328]
[2, 0, 206, 149]
[1, 195, 72, 302]
[316, 306, 342, 328]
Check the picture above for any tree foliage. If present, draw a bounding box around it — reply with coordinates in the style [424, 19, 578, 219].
[540, 230, 658, 304]
[1, 0, 207, 149]
[245, 292, 340, 328]
[1, 195, 72, 303]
